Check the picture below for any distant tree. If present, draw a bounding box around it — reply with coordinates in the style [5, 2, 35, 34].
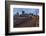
[29, 13, 33, 16]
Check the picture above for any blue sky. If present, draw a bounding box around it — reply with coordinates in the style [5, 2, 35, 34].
[13, 8, 39, 16]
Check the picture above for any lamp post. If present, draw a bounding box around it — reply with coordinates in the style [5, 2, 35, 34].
[35, 10, 39, 27]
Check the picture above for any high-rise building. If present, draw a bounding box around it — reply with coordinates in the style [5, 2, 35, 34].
[22, 11, 25, 15]
[16, 12, 19, 16]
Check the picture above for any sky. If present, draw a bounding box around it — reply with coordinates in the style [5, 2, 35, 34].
[13, 8, 39, 16]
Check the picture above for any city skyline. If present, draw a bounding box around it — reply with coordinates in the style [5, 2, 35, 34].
[13, 8, 39, 16]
